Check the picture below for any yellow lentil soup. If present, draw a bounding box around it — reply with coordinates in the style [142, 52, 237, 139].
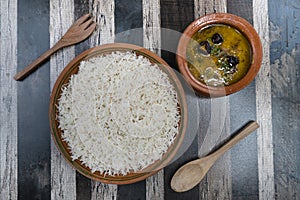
[186, 24, 252, 86]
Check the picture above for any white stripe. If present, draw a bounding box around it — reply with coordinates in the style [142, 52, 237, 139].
[253, 0, 275, 199]
[143, 0, 161, 54]
[142, 0, 164, 199]
[50, 1, 76, 200]
[194, 1, 231, 199]
[91, 182, 117, 200]
[0, 0, 18, 199]
[89, 1, 117, 199]
[89, 0, 115, 47]
[146, 171, 164, 200]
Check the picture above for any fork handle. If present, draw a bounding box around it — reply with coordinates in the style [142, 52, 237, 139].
[14, 41, 64, 81]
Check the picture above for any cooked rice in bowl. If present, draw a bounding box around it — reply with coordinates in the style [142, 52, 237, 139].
[49, 43, 187, 184]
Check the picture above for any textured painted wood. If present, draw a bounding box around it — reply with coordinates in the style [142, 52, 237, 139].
[91, 182, 117, 200]
[0, 0, 18, 199]
[253, 0, 275, 199]
[73, 2, 92, 199]
[146, 171, 164, 200]
[74, 0, 91, 56]
[89, 0, 115, 46]
[114, 0, 143, 46]
[194, 0, 226, 18]
[198, 98, 229, 157]
[113, 0, 147, 199]
[49, 1, 76, 199]
[194, 1, 232, 199]
[229, 86, 259, 200]
[160, 0, 195, 73]
[89, 1, 118, 199]
[198, 98, 232, 200]
[227, 0, 253, 24]
[268, 0, 300, 199]
[143, 0, 161, 54]
[3, 0, 300, 199]
[160, 0, 200, 199]
[227, 1, 259, 199]
[142, 0, 164, 199]
[17, 1, 51, 199]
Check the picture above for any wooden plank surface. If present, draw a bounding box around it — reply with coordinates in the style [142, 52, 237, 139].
[49, 1, 76, 200]
[160, 1, 200, 200]
[143, 1, 164, 200]
[194, 1, 232, 199]
[89, 0, 115, 46]
[253, 0, 275, 199]
[160, 0, 195, 71]
[227, 0, 253, 23]
[113, 0, 146, 199]
[88, 1, 117, 199]
[268, 0, 300, 199]
[0, 0, 18, 199]
[1, 0, 300, 199]
[114, 0, 143, 46]
[227, 1, 259, 199]
[143, 0, 161, 54]
[194, 0, 226, 17]
[73, 2, 93, 199]
[17, 1, 51, 199]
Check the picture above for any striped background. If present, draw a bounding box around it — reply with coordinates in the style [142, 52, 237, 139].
[1, 0, 299, 199]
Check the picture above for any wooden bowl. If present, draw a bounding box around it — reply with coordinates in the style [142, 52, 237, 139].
[49, 43, 188, 184]
[177, 13, 262, 97]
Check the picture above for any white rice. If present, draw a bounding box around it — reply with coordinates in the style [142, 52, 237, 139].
[57, 51, 180, 176]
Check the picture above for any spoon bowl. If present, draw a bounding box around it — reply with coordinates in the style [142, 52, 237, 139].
[171, 162, 207, 192]
[171, 121, 259, 192]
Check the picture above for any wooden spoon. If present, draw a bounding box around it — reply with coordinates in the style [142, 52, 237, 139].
[14, 13, 96, 81]
[171, 121, 259, 192]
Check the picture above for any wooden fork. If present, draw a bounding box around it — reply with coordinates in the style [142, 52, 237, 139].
[14, 13, 97, 81]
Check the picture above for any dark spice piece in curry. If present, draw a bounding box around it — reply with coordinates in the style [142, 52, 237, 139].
[211, 33, 223, 44]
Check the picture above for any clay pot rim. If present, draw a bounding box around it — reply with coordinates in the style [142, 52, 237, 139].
[177, 13, 263, 97]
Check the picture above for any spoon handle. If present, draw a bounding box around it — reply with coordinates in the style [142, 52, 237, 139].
[14, 42, 64, 81]
[210, 121, 259, 161]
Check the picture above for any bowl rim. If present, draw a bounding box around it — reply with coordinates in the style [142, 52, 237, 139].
[49, 42, 188, 184]
[176, 13, 263, 97]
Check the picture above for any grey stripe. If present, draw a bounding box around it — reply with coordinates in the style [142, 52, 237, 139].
[0, 0, 18, 199]
[49, 1, 76, 200]
[253, 0, 275, 199]
[89, 1, 117, 199]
